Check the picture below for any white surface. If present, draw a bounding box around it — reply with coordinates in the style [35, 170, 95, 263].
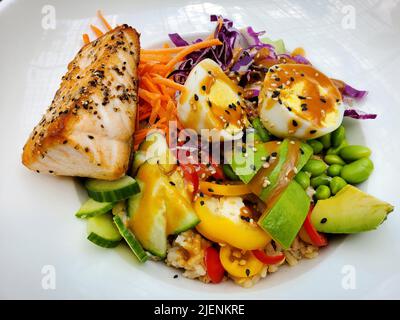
[0, 0, 399, 299]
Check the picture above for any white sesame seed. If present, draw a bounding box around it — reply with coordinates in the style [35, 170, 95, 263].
[262, 162, 270, 168]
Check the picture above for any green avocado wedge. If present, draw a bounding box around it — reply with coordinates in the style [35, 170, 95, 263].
[258, 181, 310, 249]
[311, 185, 394, 233]
[229, 139, 274, 184]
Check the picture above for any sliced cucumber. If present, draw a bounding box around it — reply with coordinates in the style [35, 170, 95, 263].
[87, 214, 122, 248]
[75, 198, 113, 218]
[113, 215, 148, 263]
[85, 176, 140, 202]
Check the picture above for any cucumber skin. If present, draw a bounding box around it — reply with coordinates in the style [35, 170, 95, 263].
[113, 215, 148, 263]
[75, 199, 113, 219]
[170, 217, 200, 235]
[87, 232, 121, 248]
[86, 180, 140, 202]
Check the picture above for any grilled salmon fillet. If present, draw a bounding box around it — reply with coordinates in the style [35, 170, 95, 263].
[22, 24, 140, 180]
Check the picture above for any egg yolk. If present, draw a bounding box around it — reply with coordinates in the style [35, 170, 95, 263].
[260, 64, 342, 132]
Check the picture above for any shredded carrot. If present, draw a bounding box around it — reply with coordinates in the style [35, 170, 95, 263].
[82, 33, 90, 45]
[152, 76, 186, 92]
[90, 24, 104, 37]
[97, 10, 112, 31]
[82, 11, 223, 147]
[164, 39, 222, 74]
[141, 47, 185, 55]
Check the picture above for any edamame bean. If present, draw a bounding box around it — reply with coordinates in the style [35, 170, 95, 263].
[294, 171, 310, 190]
[303, 159, 328, 177]
[324, 154, 345, 165]
[331, 125, 346, 148]
[339, 145, 372, 162]
[311, 174, 331, 188]
[327, 139, 348, 155]
[223, 164, 239, 181]
[330, 176, 347, 195]
[307, 140, 324, 154]
[327, 164, 343, 177]
[340, 157, 374, 184]
[318, 133, 331, 149]
[314, 185, 331, 200]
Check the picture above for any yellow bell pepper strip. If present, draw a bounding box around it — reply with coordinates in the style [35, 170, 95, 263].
[199, 181, 251, 196]
[219, 245, 264, 278]
[194, 196, 271, 250]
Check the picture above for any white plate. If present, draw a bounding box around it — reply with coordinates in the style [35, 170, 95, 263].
[0, 0, 399, 299]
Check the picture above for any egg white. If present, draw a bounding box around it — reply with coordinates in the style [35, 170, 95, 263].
[177, 59, 247, 140]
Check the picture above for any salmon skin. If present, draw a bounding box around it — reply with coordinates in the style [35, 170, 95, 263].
[22, 24, 140, 180]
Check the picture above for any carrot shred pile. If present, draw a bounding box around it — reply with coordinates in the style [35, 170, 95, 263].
[82, 11, 222, 149]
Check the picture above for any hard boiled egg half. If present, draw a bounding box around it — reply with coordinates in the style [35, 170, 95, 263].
[177, 59, 248, 140]
[258, 64, 344, 139]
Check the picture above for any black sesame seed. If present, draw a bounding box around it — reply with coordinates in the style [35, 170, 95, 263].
[298, 95, 306, 100]
[194, 94, 199, 101]
[320, 98, 327, 103]
[173, 274, 178, 279]
[49, 170, 54, 174]
[207, 188, 214, 193]
[62, 140, 68, 144]
[292, 120, 298, 127]
[290, 77, 295, 82]
[201, 85, 206, 91]
[207, 100, 212, 107]
[300, 148, 305, 155]
[36, 170, 40, 173]
[271, 90, 280, 98]
[88, 135, 94, 139]
[271, 152, 278, 157]
[310, 129, 317, 134]
[301, 104, 308, 111]
[301, 73, 305, 77]
[287, 106, 292, 112]
[169, 181, 176, 186]
[321, 218, 328, 224]
[245, 269, 250, 277]
[274, 77, 281, 82]
[225, 109, 230, 115]
[200, 200, 205, 206]
[199, 192, 204, 198]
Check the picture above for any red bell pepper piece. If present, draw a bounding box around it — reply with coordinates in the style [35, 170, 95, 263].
[252, 249, 285, 265]
[204, 246, 225, 284]
[302, 205, 328, 247]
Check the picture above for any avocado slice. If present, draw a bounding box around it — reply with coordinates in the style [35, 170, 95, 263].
[311, 185, 394, 233]
[229, 138, 276, 184]
[258, 181, 310, 249]
[247, 139, 312, 201]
